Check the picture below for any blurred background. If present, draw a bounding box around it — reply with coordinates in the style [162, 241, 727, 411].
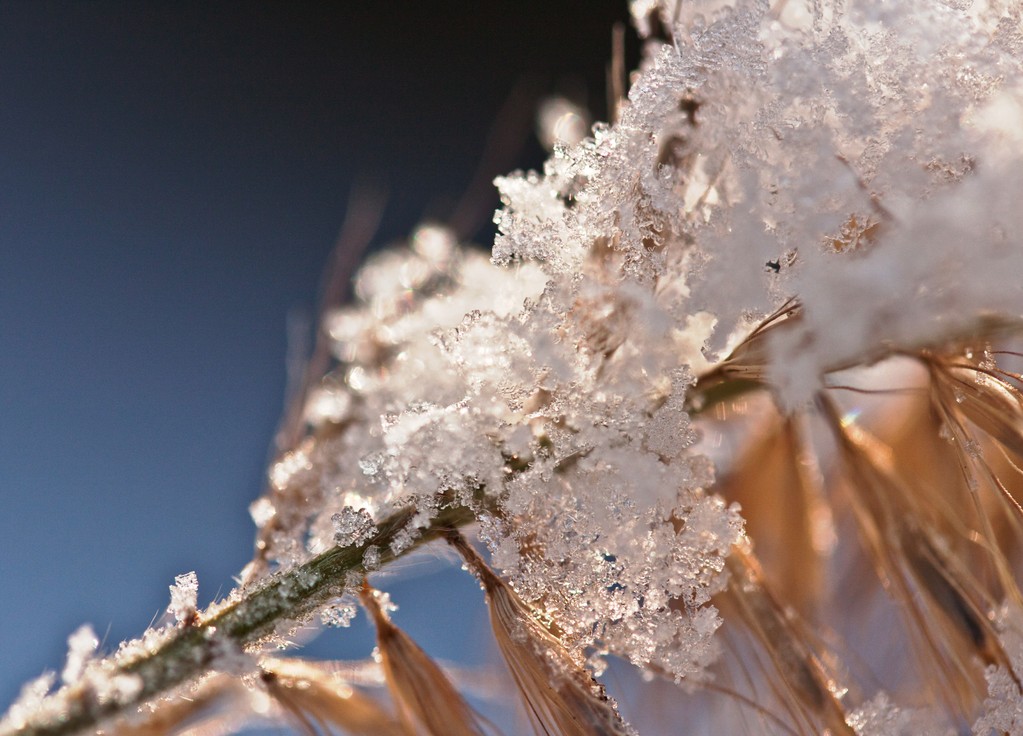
[0, 0, 633, 723]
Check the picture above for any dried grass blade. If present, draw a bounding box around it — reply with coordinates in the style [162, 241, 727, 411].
[103, 675, 245, 736]
[445, 531, 630, 736]
[358, 581, 490, 736]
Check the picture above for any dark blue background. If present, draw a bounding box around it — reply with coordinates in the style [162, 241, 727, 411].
[0, 0, 631, 721]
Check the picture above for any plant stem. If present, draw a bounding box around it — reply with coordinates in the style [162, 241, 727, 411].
[11, 502, 477, 736]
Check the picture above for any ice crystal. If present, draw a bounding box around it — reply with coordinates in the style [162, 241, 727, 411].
[167, 571, 199, 625]
[331, 507, 376, 547]
[320, 601, 358, 628]
[248, 496, 276, 528]
[207, 633, 257, 677]
[302, 381, 353, 427]
[362, 544, 381, 570]
[537, 96, 590, 151]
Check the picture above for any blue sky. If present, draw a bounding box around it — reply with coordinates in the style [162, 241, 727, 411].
[0, 1, 629, 724]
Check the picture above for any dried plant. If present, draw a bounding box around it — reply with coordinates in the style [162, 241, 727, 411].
[7, 0, 1023, 734]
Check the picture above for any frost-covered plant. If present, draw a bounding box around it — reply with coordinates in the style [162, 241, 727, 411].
[7, 0, 1023, 734]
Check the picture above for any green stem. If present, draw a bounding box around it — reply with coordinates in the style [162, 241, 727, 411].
[10, 503, 477, 736]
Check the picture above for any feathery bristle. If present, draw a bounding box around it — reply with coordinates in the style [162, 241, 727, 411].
[445, 531, 631, 736]
[261, 658, 406, 736]
[818, 393, 1014, 721]
[924, 355, 1023, 556]
[716, 298, 802, 382]
[102, 676, 244, 736]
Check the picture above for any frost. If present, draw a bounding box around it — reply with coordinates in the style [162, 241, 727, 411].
[61, 624, 99, 685]
[92, 672, 143, 706]
[0, 672, 55, 731]
[269, 447, 313, 491]
[208, 632, 257, 676]
[411, 223, 456, 265]
[248, 497, 276, 528]
[303, 381, 352, 426]
[389, 524, 419, 557]
[14, 0, 1023, 733]
[167, 571, 198, 625]
[974, 602, 1023, 735]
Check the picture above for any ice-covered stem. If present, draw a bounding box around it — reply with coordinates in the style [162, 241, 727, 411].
[11, 500, 477, 736]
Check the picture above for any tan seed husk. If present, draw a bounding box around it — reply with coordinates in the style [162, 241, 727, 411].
[446, 531, 631, 736]
[359, 581, 490, 736]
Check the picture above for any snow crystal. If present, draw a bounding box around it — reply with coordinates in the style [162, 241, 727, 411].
[269, 447, 313, 491]
[320, 601, 358, 628]
[389, 525, 419, 557]
[92, 672, 143, 706]
[410, 223, 456, 266]
[975, 666, 1023, 736]
[331, 507, 376, 547]
[846, 692, 915, 736]
[973, 602, 1023, 735]
[362, 544, 381, 570]
[207, 632, 257, 676]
